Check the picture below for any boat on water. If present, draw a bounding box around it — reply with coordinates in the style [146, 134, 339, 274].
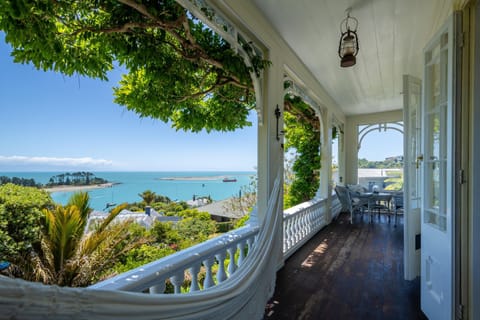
[222, 177, 237, 182]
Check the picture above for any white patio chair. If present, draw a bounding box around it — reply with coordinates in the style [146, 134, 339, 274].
[335, 185, 369, 224]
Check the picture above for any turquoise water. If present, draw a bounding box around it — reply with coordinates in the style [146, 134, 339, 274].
[0, 172, 255, 211]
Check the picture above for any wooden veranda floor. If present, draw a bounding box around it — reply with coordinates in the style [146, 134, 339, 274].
[264, 212, 427, 320]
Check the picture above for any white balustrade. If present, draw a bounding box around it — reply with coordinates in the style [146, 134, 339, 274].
[283, 197, 329, 260]
[89, 224, 259, 293]
[90, 192, 339, 294]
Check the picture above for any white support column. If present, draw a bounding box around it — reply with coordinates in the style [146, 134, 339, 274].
[256, 53, 284, 269]
[318, 110, 333, 223]
[256, 54, 284, 223]
[344, 116, 359, 185]
[316, 109, 328, 199]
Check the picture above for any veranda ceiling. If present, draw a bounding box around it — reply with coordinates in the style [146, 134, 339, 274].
[251, 0, 457, 116]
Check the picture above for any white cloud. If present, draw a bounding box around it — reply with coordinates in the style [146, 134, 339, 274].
[0, 155, 113, 168]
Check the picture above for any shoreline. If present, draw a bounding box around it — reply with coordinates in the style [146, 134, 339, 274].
[43, 182, 116, 193]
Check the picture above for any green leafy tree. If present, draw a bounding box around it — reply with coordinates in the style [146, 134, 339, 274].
[0, 184, 53, 264]
[176, 217, 216, 247]
[138, 190, 156, 206]
[234, 214, 250, 229]
[158, 202, 189, 215]
[110, 243, 175, 274]
[176, 209, 211, 220]
[1, 2, 323, 208]
[150, 221, 180, 245]
[0, 1, 269, 132]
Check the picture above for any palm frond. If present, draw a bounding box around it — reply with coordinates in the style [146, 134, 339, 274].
[67, 192, 92, 232]
[43, 205, 84, 271]
[96, 203, 128, 234]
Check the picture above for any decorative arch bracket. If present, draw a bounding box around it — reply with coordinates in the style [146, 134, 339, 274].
[357, 122, 404, 150]
[176, 0, 266, 125]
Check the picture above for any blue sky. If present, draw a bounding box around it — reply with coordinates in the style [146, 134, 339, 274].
[1, 33, 401, 172]
[357, 129, 403, 161]
[0, 34, 258, 172]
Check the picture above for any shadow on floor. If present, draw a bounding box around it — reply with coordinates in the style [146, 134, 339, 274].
[264, 212, 427, 320]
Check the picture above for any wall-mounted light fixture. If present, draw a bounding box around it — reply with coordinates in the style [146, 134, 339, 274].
[275, 105, 281, 141]
[338, 10, 359, 68]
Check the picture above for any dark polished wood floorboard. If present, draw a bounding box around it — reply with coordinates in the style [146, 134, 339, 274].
[264, 212, 427, 320]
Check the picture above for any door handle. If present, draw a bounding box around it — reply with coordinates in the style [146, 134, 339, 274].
[416, 155, 424, 169]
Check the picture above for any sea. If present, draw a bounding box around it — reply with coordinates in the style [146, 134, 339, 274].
[0, 171, 255, 211]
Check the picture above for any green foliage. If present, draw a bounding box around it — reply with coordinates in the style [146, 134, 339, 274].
[150, 221, 180, 245]
[1, 191, 149, 287]
[138, 190, 156, 205]
[0, 184, 52, 261]
[110, 244, 175, 274]
[0, 176, 41, 187]
[46, 172, 107, 186]
[215, 221, 234, 233]
[358, 158, 403, 169]
[384, 171, 404, 191]
[176, 217, 216, 247]
[176, 209, 211, 220]
[0, 1, 270, 132]
[234, 214, 250, 229]
[155, 201, 189, 215]
[42, 205, 87, 273]
[283, 96, 320, 208]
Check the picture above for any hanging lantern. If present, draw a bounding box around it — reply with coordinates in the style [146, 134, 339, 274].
[338, 12, 359, 68]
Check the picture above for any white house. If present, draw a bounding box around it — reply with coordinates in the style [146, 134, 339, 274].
[2, 1, 480, 319]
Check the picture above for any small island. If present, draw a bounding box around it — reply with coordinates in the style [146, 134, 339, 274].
[45, 172, 108, 187]
[43, 172, 114, 192]
[0, 172, 114, 193]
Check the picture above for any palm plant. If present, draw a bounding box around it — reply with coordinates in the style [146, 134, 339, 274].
[139, 190, 156, 206]
[24, 192, 150, 287]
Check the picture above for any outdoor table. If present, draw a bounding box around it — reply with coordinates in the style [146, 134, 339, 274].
[355, 192, 393, 222]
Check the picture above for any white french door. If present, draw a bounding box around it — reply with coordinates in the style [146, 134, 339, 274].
[420, 14, 459, 320]
[403, 74, 422, 281]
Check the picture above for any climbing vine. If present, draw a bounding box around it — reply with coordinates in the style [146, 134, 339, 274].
[283, 95, 320, 208]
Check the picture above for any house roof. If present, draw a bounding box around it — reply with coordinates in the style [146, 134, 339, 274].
[199, 198, 245, 219]
[86, 208, 182, 230]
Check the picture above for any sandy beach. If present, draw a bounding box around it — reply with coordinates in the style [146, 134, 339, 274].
[43, 182, 115, 193]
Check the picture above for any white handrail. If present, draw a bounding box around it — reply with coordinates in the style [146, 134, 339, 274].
[282, 194, 341, 259]
[283, 197, 327, 259]
[90, 224, 259, 292]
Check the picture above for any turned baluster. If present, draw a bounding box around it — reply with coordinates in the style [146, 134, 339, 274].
[189, 264, 201, 292]
[237, 241, 246, 266]
[170, 272, 185, 294]
[227, 246, 237, 275]
[215, 251, 227, 283]
[149, 280, 166, 294]
[202, 257, 215, 289]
